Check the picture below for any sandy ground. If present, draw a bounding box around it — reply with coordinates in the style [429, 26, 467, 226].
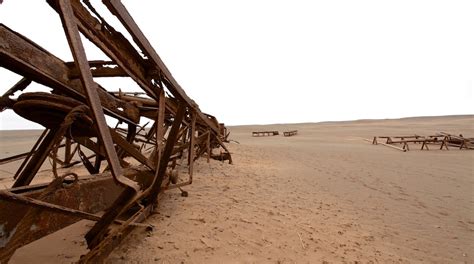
[2, 115, 473, 263]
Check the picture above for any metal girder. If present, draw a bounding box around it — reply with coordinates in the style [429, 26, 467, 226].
[12, 129, 59, 187]
[0, 24, 138, 125]
[57, 0, 136, 190]
[47, 0, 159, 100]
[66, 60, 128, 78]
[103, 0, 218, 133]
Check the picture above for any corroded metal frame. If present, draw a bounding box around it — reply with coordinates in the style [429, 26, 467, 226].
[0, 0, 232, 262]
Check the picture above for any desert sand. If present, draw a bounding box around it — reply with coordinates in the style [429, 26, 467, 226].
[2, 115, 473, 263]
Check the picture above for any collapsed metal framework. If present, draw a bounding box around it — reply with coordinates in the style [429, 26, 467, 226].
[251, 130, 298, 137]
[0, 0, 231, 262]
[283, 130, 298, 137]
[367, 132, 473, 152]
[252, 131, 279, 137]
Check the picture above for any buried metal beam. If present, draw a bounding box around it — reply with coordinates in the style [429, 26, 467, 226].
[0, 172, 124, 262]
[78, 201, 155, 262]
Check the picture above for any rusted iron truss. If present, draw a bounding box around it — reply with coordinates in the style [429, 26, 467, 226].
[251, 130, 298, 137]
[366, 132, 474, 152]
[283, 130, 298, 137]
[0, 0, 232, 262]
[252, 131, 279, 137]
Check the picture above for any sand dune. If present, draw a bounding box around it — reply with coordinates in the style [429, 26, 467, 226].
[3, 115, 473, 263]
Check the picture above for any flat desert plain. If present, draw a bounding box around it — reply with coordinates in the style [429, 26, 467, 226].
[2, 115, 473, 263]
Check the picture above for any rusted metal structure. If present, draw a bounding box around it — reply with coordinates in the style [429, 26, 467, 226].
[283, 130, 298, 137]
[0, 0, 231, 262]
[367, 132, 473, 152]
[251, 130, 297, 137]
[252, 131, 279, 137]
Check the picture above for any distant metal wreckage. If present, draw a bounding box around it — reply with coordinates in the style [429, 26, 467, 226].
[367, 132, 473, 152]
[251, 130, 298, 137]
[0, 0, 232, 262]
[252, 131, 279, 137]
[283, 130, 298, 137]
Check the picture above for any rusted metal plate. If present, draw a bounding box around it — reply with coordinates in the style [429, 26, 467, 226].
[0, 175, 121, 260]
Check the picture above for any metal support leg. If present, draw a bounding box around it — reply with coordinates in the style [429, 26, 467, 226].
[57, 0, 140, 249]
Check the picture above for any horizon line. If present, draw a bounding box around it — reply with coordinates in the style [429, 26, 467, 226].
[1, 114, 472, 131]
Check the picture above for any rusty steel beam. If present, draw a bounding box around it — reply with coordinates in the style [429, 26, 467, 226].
[109, 128, 155, 169]
[12, 129, 59, 187]
[57, 0, 142, 251]
[0, 152, 29, 165]
[47, 0, 159, 100]
[53, 0, 220, 135]
[0, 24, 138, 125]
[66, 60, 128, 78]
[103, 0, 222, 135]
[78, 202, 155, 262]
[148, 102, 186, 202]
[2, 78, 32, 97]
[57, 0, 138, 191]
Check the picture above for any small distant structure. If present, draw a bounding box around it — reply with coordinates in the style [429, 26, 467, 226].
[367, 132, 473, 152]
[283, 130, 298, 137]
[252, 131, 279, 137]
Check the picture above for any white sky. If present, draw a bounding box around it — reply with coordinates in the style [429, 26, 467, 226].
[1, 0, 473, 130]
